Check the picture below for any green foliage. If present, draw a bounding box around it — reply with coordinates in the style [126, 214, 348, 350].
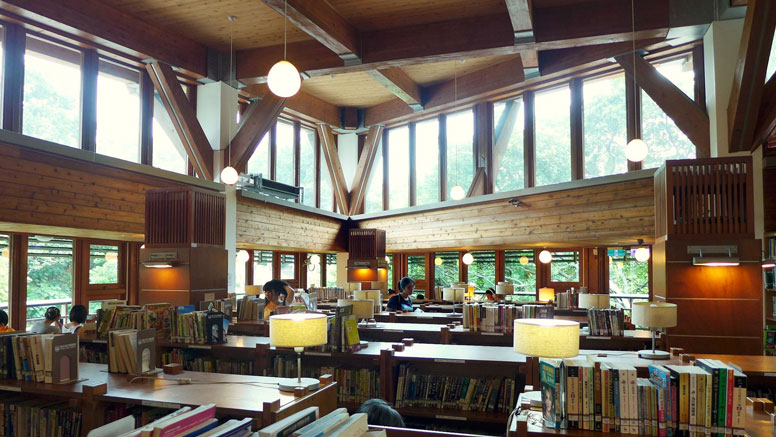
[22, 59, 80, 148]
[584, 75, 627, 178]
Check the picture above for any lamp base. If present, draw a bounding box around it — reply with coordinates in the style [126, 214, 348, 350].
[277, 377, 321, 392]
[637, 349, 670, 360]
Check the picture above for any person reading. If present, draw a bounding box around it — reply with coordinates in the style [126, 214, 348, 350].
[358, 398, 405, 427]
[386, 277, 415, 312]
[263, 279, 296, 319]
[62, 304, 87, 335]
[30, 306, 62, 334]
[0, 310, 14, 333]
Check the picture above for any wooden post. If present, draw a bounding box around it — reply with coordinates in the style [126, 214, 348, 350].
[439, 114, 448, 201]
[2, 23, 25, 132]
[570, 77, 584, 180]
[140, 71, 154, 165]
[80, 49, 99, 152]
[523, 91, 536, 188]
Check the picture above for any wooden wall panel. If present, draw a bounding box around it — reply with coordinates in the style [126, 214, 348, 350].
[357, 178, 655, 251]
[236, 197, 346, 252]
[764, 167, 776, 232]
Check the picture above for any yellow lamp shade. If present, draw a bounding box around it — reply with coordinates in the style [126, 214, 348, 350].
[519, 256, 529, 265]
[354, 290, 381, 311]
[269, 313, 327, 348]
[245, 285, 262, 296]
[538, 287, 555, 302]
[631, 302, 677, 329]
[442, 287, 465, 302]
[337, 298, 374, 319]
[514, 319, 580, 358]
[496, 282, 514, 295]
[578, 294, 610, 309]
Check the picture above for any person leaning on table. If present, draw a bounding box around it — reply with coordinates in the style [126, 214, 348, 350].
[262, 279, 296, 319]
[386, 276, 415, 312]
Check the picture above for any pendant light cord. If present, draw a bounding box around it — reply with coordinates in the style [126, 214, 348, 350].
[631, 0, 637, 120]
[284, 0, 288, 60]
[228, 16, 235, 168]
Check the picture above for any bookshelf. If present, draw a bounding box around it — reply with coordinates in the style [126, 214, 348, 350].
[765, 235, 775, 356]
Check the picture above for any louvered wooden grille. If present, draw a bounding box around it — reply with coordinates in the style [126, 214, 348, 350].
[349, 229, 386, 260]
[145, 188, 225, 247]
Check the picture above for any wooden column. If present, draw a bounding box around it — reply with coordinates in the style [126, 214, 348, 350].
[474, 102, 494, 194]
[269, 123, 278, 180]
[294, 121, 301, 201]
[140, 71, 154, 165]
[495, 250, 505, 284]
[523, 91, 536, 188]
[9, 235, 27, 330]
[570, 77, 584, 180]
[692, 44, 706, 113]
[382, 128, 390, 211]
[315, 131, 322, 208]
[439, 114, 448, 201]
[408, 122, 417, 206]
[625, 71, 642, 171]
[2, 23, 25, 132]
[80, 49, 99, 152]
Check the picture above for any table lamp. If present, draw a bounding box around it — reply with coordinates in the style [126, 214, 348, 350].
[631, 302, 677, 359]
[513, 319, 580, 358]
[496, 282, 514, 301]
[269, 313, 328, 392]
[354, 289, 381, 312]
[538, 287, 555, 303]
[442, 287, 465, 303]
[337, 298, 375, 325]
[578, 293, 610, 309]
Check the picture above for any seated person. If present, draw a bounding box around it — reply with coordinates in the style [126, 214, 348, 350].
[263, 279, 296, 319]
[357, 398, 405, 427]
[485, 288, 496, 301]
[62, 304, 87, 335]
[30, 306, 62, 334]
[0, 309, 14, 333]
[386, 277, 415, 312]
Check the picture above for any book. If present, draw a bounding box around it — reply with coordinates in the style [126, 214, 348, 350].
[258, 406, 319, 437]
[205, 311, 226, 344]
[152, 404, 216, 437]
[292, 408, 349, 437]
[327, 413, 367, 437]
[108, 329, 156, 375]
[540, 358, 563, 429]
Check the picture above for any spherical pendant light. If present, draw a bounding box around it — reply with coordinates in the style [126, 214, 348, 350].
[625, 138, 648, 162]
[538, 250, 552, 264]
[450, 185, 466, 200]
[236, 250, 250, 264]
[385, 256, 390, 263]
[634, 247, 650, 262]
[462, 252, 474, 265]
[434, 257, 443, 266]
[104, 252, 118, 263]
[268, 60, 301, 98]
[309, 254, 321, 265]
[220, 166, 239, 185]
[519, 256, 529, 265]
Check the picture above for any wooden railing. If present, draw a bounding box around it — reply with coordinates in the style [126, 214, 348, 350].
[145, 187, 225, 247]
[654, 157, 754, 239]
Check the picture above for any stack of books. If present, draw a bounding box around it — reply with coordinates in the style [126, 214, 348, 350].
[0, 398, 82, 436]
[318, 305, 360, 353]
[258, 407, 383, 437]
[556, 290, 579, 309]
[171, 306, 227, 344]
[90, 404, 254, 437]
[95, 302, 173, 340]
[586, 309, 626, 336]
[462, 303, 521, 333]
[521, 304, 555, 319]
[309, 287, 346, 301]
[0, 333, 79, 383]
[107, 329, 156, 375]
[161, 348, 254, 375]
[539, 358, 747, 436]
[237, 295, 266, 321]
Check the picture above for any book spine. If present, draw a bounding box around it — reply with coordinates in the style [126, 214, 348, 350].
[724, 369, 733, 437]
[731, 374, 746, 436]
[595, 364, 602, 431]
[689, 371, 697, 435]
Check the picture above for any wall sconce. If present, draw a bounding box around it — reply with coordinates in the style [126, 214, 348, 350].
[689, 245, 739, 267]
[142, 261, 176, 269]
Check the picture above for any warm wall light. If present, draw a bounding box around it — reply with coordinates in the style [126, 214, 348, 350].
[538, 287, 555, 302]
[538, 250, 552, 264]
[347, 267, 378, 282]
[462, 252, 474, 265]
[762, 258, 775, 269]
[689, 245, 739, 267]
[519, 256, 529, 265]
[142, 261, 176, 269]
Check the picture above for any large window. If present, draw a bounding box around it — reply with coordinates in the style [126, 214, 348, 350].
[494, 99, 525, 192]
[641, 57, 696, 169]
[320, 143, 334, 212]
[276, 120, 295, 186]
[535, 86, 571, 186]
[280, 253, 296, 280]
[434, 252, 459, 287]
[608, 248, 650, 311]
[407, 255, 426, 280]
[388, 126, 410, 209]
[415, 119, 439, 205]
[0, 235, 9, 317]
[152, 91, 188, 174]
[299, 127, 316, 207]
[96, 61, 141, 163]
[467, 251, 495, 291]
[247, 133, 270, 177]
[550, 251, 580, 283]
[584, 74, 627, 178]
[253, 251, 273, 287]
[235, 251, 246, 295]
[386, 254, 394, 288]
[364, 142, 383, 213]
[767, 37, 776, 82]
[26, 236, 73, 330]
[306, 254, 322, 289]
[88, 244, 119, 285]
[446, 110, 474, 198]
[326, 254, 337, 287]
[504, 250, 536, 302]
[23, 37, 82, 148]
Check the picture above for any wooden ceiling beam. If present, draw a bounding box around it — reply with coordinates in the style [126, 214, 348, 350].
[615, 54, 710, 158]
[348, 125, 384, 215]
[727, 0, 776, 152]
[538, 38, 665, 76]
[751, 74, 776, 151]
[260, 0, 360, 63]
[366, 68, 423, 111]
[146, 61, 214, 180]
[244, 84, 340, 127]
[505, 0, 534, 42]
[231, 94, 287, 172]
[317, 124, 350, 214]
[0, 0, 207, 77]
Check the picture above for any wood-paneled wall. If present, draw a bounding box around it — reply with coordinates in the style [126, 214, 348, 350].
[764, 167, 776, 233]
[356, 177, 655, 251]
[236, 196, 347, 252]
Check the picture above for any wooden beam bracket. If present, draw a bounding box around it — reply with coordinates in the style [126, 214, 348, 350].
[348, 125, 384, 215]
[231, 94, 287, 172]
[317, 124, 350, 214]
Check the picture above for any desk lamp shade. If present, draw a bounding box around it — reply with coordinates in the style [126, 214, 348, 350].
[269, 313, 327, 348]
[354, 289, 381, 311]
[337, 299, 375, 319]
[631, 302, 677, 360]
[514, 319, 580, 358]
[538, 287, 555, 302]
[496, 282, 514, 295]
[578, 294, 610, 309]
[443, 287, 465, 302]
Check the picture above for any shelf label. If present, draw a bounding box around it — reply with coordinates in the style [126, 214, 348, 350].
[142, 400, 181, 409]
[385, 329, 404, 333]
[436, 415, 467, 421]
[0, 385, 21, 392]
[587, 336, 612, 340]
[306, 351, 332, 357]
[434, 359, 466, 364]
[481, 332, 503, 336]
[764, 372, 776, 377]
[188, 345, 212, 350]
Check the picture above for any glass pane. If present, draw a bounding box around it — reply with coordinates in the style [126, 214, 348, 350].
[235, 252, 246, 295]
[407, 255, 425, 280]
[584, 74, 627, 178]
[300, 127, 316, 207]
[253, 251, 273, 287]
[364, 142, 383, 213]
[386, 254, 393, 288]
[641, 58, 696, 169]
[535, 86, 571, 186]
[23, 38, 81, 148]
[320, 143, 334, 211]
[0, 234, 9, 319]
[26, 236, 73, 330]
[767, 37, 776, 82]
[89, 244, 119, 284]
[276, 120, 295, 185]
[247, 133, 270, 177]
[153, 91, 188, 174]
[446, 110, 474, 197]
[434, 252, 459, 287]
[388, 126, 410, 209]
[468, 251, 495, 291]
[550, 251, 580, 283]
[96, 62, 141, 162]
[304, 254, 320, 289]
[280, 253, 296, 279]
[415, 118, 439, 205]
[326, 254, 337, 287]
[504, 250, 536, 302]
[494, 99, 525, 192]
[608, 248, 650, 312]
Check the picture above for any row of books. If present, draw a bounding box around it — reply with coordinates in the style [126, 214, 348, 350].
[0, 333, 79, 383]
[271, 356, 381, 404]
[79, 344, 108, 364]
[309, 287, 347, 301]
[107, 329, 156, 375]
[395, 364, 517, 413]
[257, 406, 383, 437]
[237, 295, 265, 321]
[555, 290, 579, 310]
[587, 309, 626, 336]
[539, 358, 747, 436]
[162, 348, 255, 375]
[461, 303, 554, 332]
[95, 301, 171, 340]
[0, 398, 81, 437]
[171, 307, 227, 344]
[90, 403, 253, 437]
[317, 305, 361, 353]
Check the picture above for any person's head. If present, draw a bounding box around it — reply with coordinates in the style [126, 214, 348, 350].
[396, 277, 415, 298]
[387, 288, 397, 296]
[485, 289, 494, 296]
[69, 305, 87, 324]
[358, 399, 405, 427]
[0, 309, 8, 327]
[263, 280, 290, 305]
[44, 306, 61, 322]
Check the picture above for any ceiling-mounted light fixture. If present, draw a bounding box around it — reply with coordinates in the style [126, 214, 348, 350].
[689, 245, 739, 267]
[268, 0, 301, 97]
[539, 250, 552, 264]
[624, 0, 648, 163]
[220, 15, 240, 185]
[462, 252, 474, 265]
[633, 239, 650, 262]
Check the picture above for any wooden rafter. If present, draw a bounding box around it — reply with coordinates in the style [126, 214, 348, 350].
[231, 94, 287, 172]
[466, 168, 488, 198]
[366, 68, 423, 111]
[752, 74, 776, 151]
[349, 125, 384, 215]
[538, 38, 664, 76]
[493, 100, 520, 169]
[615, 54, 710, 158]
[504, 0, 533, 42]
[727, 0, 776, 152]
[317, 124, 349, 213]
[260, 0, 360, 63]
[146, 61, 214, 180]
[244, 84, 340, 127]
